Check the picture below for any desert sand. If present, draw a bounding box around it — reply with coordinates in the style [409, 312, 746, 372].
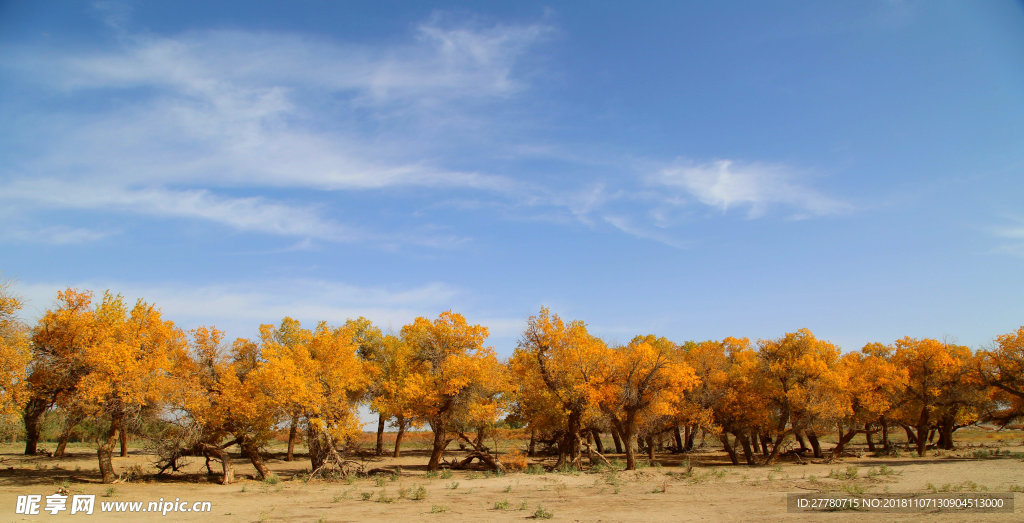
[2, 429, 1022, 521]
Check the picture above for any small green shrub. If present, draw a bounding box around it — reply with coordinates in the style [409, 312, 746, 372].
[411, 485, 427, 501]
[843, 484, 865, 496]
[533, 504, 553, 519]
[827, 466, 858, 480]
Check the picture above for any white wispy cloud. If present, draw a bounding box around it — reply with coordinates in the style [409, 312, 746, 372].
[649, 159, 851, 218]
[0, 13, 550, 244]
[18, 17, 548, 193]
[0, 225, 116, 245]
[989, 219, 1024, 258]
[0, 179, 361, 242]
[992, 224, 1024, 240]
[602, 215, 687, 249]
[0, 9, 852, 252]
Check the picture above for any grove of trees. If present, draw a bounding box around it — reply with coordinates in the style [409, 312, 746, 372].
[1, 284, 1022, 483]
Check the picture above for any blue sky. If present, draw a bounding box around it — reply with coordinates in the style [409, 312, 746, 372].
[2, 0, 1023, 356]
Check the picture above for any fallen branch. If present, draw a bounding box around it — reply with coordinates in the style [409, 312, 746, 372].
[579, 437, 612, 467]
[455, 431, 507, 472]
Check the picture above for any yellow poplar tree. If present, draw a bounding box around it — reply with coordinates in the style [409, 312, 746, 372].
[510, 307, 607, 468]
[401, 311, 505, 471]
[368, 334, 425, 457]
[891, 337, 985, 455]
[690, 337, 771, 465]
[980, 326, 1024, 423]
[31, 290, 188, 482]
[257, 318, 367, 475]
[0, 281, 30, 422]
[164, 326, 241, 484]
[22, 289, 95, 455]
[831, 347, 907, 456]
[592, 335, 699, 470]
[756, 329, 849, 462]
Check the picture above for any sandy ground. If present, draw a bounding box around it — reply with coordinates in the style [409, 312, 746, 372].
[1, 430, 1022, 521]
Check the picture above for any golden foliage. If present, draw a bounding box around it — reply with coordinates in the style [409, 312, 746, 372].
[510, 307, 608, 438]
[0, 281, 30, 420]
[757, 329, 850, 432]
[401, 311, 507, 429]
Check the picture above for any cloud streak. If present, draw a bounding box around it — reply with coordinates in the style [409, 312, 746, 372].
[649, 159, 851, 218]
[0, 225, 116, 245]
[0, 14, 550, 245]
[0, 179, 361, 242]
[0, 10, 851, 251]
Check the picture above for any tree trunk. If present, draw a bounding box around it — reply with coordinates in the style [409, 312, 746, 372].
[758, 433, 770, 456]
[735, 432, 755, 465]
[55, 436, 69, 458]
[795, 430, 808, 452]
[881, 418, 890, 451]
[375, 413, 386, 456]
[831, 424, 859, 457]
[646, 434, 655, 460]
[915, 407, 929, 457]
[720, 434, 739, 465]
[938, 415, 956, 450]
[527, 428, 537, 457]
[286, 416, 298, 461]
[241, 440, 269, 479]
[673, 425, 684, 453]
[902, 424, 917, 446]
[393, 418, 407, 458]
[427, 421, 448, 471]
[54, 413, 83, 459]
[201, 444, 234, 485]
[623, 420, 638, 470]
[555, 410, 583, 468]
[476, 425, 486, 447]
[119, 427, 128, 457]
[566, 410, 582, 465]
[865, 423, 876, 452]
[22, 397, 50, 455]
[307, 426, 325, 471]
[611, 428, 623, 454]
[97, 420, 120, 483]
[806, 430, 822, 458]
[591, 429, 604, 454]
[763, 430, 792, 465]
